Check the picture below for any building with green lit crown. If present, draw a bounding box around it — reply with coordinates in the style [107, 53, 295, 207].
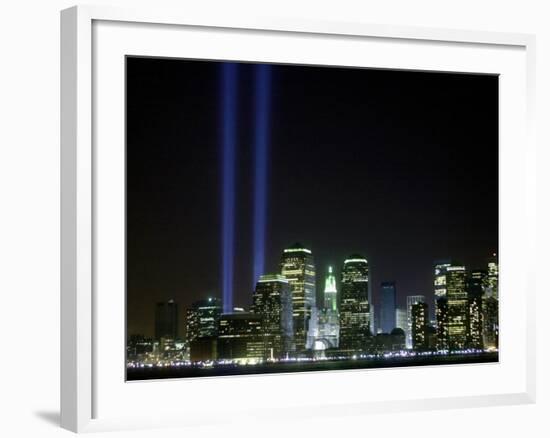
[280, 243, 316, 355]
[324, 266, 338, 312]
[339, 255, 370, 354]
[251, 274, 293, 360]
[313, 266, 340, 350]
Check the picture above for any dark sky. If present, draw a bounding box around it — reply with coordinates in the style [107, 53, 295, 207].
[126, 57, 498, 337]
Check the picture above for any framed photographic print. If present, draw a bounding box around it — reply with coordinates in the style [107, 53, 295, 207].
[61, 5, 536, 433]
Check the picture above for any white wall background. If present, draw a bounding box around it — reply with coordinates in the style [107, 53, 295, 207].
[0, 1, 547, 437]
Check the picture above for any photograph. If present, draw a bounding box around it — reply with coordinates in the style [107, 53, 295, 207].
[125, 57, 499, 380]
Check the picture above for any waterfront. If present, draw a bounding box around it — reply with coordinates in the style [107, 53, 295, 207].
[127, 351, 498, 380]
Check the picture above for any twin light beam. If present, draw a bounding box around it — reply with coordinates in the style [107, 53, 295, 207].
[221, 63, 272, 313]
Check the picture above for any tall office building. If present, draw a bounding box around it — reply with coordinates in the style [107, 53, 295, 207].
[487, 254, 499, 299]
[466, 270, 486, 349]
[280, 243, 316, 354]
[435, 297, 448, 350]
[380, 282, 397, 334]
[155, 299, 179, 341]
[314, 266, 340, 349]
[483, 255, 499, 349]
[482, 296, 499, 350]
[411, 301, 429, 351]
[186, 297, 222, 342]
[217, 313, 264, 362]
[406, 295, 425, 348]
[446, 265, 468, 350]
[339, 255, 370, 353]
[434, 261, 468, 350]
[251, 274, 293, 359]
[434, 260, 452, 303]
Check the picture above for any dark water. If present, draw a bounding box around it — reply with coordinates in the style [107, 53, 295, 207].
[127, 352, 498, 381]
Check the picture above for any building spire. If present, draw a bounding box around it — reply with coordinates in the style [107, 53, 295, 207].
[324, 266, 337, 311]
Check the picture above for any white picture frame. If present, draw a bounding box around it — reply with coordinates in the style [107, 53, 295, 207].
[61, 4, 537, 433]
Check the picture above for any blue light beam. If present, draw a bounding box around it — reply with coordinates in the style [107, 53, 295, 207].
[252, 64, 272, 287]
[221, 63, 238, 313]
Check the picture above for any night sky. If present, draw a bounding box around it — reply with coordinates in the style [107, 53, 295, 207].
[126, 57, 498, 338]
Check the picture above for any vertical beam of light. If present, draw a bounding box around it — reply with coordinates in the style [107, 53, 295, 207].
[221, 63, 238, 313]
[252, 64, 272, 288]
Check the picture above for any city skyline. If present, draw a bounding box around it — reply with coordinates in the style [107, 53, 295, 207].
[132, 244, 497, 340]
[126, 56, 498, 376]
[127, 243, 498, 379]
[129, 243, 498, 339]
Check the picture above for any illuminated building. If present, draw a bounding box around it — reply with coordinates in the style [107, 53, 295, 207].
[482, 297, 499, 350]
[434, 262, 468, 350]
[154, 299, 178, 341]
[339, 255, 370, 354]
[324, 266, 338, 311]
[435, 297, 448, 350]
[406, 295, 425, 349]
[487, 254, 499, 299]
[434, 261, 452, 301]
[280, 243, 316, 354]
[466, 270, 486, 349]
[426, 325, 438, 350]
[312, 266, 340, 351]
[483, 255, 499, 349]
[379, 281, 397, 334]
[411, 301, 429, 351]
[217, 313, 264, 363]
[251, 274, 293, 359]
[395, 307, 407, 332]
[186, 297, 222, 342]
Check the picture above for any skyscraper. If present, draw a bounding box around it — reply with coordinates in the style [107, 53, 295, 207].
[466, 270, 486, 349]
[339, 255, 370, 354]
[314, 266, 340, 349]
[251, 274, 293, 359]
[434, 262, 468, 350]
[406, 295, 425, 349]
[483, 255, 499, 350]
[155, 299, 179, 341]
[380, 281, 397, 334]
[280, 243, 316, 354]
[411, 301, 429, 351]
[434, 260, 452, 303]
[186, 297, 222, 343]
[482, 297, 499, 350]
[487, 254, 499, 299]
